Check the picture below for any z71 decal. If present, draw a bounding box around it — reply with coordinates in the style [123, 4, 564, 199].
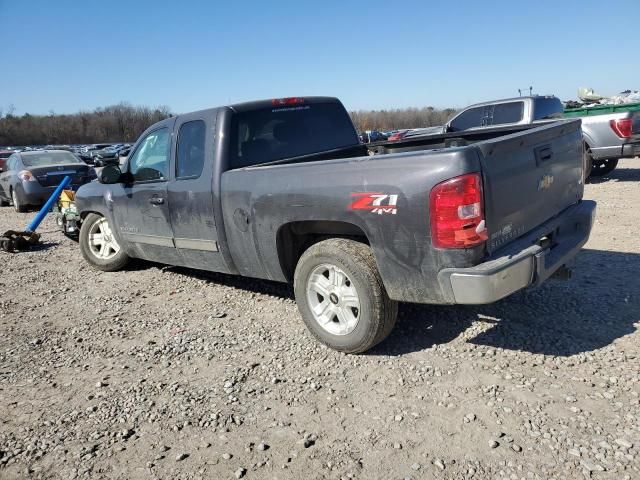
[349, 192, 398, 215]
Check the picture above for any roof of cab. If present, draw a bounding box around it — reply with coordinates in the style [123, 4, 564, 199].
[228, 96, 341, 113]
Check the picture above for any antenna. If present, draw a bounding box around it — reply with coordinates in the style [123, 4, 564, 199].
[518, 86, 534, 97]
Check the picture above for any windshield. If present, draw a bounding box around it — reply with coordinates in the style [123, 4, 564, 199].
[230, 102, 358, 169]
[22, 151, 82, 167]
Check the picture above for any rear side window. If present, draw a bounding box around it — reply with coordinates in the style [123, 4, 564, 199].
[533, 97, 563, 120]
[229, 102, 358, 169]
[492, 102, 524, 125]
[449, 106, 484, 131]
[176, 120, 206, 178]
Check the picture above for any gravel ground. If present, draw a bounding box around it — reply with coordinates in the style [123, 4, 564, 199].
[1, 158, 639, 480]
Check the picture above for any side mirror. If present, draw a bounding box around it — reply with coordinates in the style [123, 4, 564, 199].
[99, 165, 122, 184]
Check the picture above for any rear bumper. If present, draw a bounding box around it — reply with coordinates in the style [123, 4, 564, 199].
[622, 142, 640, 158]
[592, 141, 640, 160]
[21, 182, 86, 205]
[437, 200, 596, 304]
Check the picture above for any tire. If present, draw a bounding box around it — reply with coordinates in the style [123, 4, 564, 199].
[583, 145, 593, 182]
[0, 193, 9, 207]
[294, 238, 398, 354]
[590, 157, 618, 177]
[11, 188, 27, 213]
[79, 213, 130, 271]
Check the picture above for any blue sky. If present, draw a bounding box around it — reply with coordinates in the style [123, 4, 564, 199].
[1, 0, 638, 115]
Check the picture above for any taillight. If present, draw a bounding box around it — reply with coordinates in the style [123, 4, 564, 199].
[18, 170, 36, 182]
[272, 97, 305, 106]
[429, 172, 487, 249]
[610, 118, 632, 138]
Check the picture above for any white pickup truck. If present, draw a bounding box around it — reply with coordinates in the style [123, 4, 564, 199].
[404, 96, 640, 178]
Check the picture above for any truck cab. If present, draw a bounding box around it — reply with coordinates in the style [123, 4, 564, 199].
[445, 96, 563, 132]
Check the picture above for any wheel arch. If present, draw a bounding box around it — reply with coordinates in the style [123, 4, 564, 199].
[276, 220, 371, 283]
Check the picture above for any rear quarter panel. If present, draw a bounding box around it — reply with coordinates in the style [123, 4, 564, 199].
[220, 149, 483, 303]
[580, 112, 630, 159]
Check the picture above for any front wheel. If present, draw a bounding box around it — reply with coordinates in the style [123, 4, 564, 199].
[79, 213, 129, 271]
[590, 158, 618, 177]
[294, 238, 398, 354]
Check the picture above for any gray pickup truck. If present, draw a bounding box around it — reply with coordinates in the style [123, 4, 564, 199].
[75, 96, 595, 353]
[429, 95, 640, 177]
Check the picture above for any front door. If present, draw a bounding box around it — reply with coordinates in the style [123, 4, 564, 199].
[167, 110, 229, 272]
[112, 122, 177, 263]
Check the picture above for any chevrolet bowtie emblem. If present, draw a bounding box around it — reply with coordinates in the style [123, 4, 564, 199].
[538, 174, 554, 191]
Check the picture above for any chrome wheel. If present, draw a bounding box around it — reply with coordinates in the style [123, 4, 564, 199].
[306, 263, 360, 336]
[87, 217, 120, 260]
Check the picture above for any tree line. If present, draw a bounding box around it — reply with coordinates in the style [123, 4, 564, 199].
[0, 103, 172, 146]
[349, 106, 458, 132]
[0, 102, 459, 146]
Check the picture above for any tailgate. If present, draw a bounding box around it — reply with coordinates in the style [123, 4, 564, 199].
[632, 111, 640, 137]
[474, 120, 584, 253]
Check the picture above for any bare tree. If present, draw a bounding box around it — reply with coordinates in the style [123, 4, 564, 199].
[0, 103, 174, 146]
[349, 106, 458, 132]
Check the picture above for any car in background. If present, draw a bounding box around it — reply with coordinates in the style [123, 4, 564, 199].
[118, 145, 132, 157]
[359, 130, 388, 143]
[93, 145, 123, 167]
[0, 150, 13, 172]
[95, 144, 132, 166]
[387, 129, 410, 141]
[0, 150, 96, 212]
[79, 144, 113, 164]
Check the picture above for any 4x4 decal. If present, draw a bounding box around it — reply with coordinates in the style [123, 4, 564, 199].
[349, 192, 398, 215]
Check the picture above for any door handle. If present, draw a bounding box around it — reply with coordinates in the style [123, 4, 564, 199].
[149, 196, 164, 205]
[534, 145, 553, 166]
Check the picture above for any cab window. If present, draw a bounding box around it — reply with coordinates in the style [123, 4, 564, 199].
[129, 128, 170, 182]
[176, 120, 206, 178]
[449, 107, 484, 131]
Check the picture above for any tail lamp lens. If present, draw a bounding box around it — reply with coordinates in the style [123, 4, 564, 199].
[429, 172, 486, 248]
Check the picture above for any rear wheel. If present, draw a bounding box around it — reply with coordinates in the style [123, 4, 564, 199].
[583, 145, 593, 181]
[79, 213, 130, 271]
[294, 238, 397, 354]
[11, 188, 27, 213]
[590, 158, 618, 177]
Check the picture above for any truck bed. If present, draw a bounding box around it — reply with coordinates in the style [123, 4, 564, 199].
[223, 119, 585, 303]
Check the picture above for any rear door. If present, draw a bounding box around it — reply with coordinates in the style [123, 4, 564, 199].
[111, 121, 176, 262]
[167, 110, 230, 272]
[474, 120, 584, 253]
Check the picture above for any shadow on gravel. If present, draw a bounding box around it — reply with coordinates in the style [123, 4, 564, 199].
[166, 265, 295, 300]
[588, 167, 640, 184]
[123, 248, 638, 358]
[374, 249, 639, 357]
[21, 240, 59, 252]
